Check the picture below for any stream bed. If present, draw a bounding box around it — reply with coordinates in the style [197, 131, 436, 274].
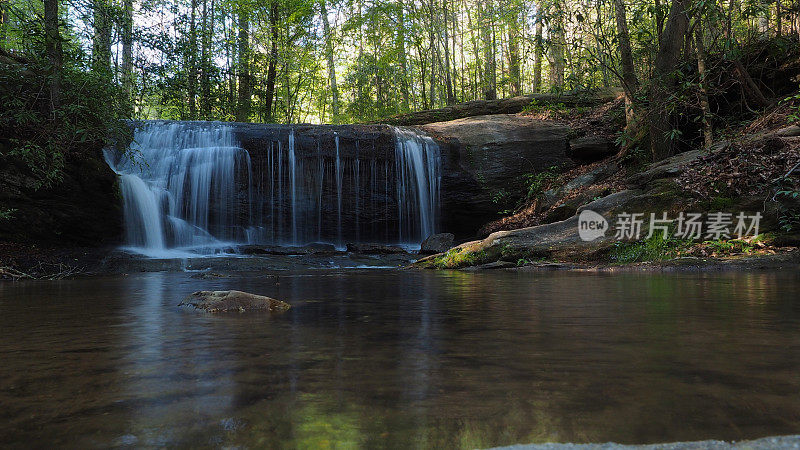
[1, 269, 799, 448]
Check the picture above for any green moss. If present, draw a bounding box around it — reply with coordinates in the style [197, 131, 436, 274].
[609, 232, 693, 264]
[708, 196, 735, 210]
[432, 248, 490, 269]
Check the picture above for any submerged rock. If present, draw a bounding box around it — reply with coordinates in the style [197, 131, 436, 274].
[238, 243, 338, 255]
[419, 233, 455, 254]
[346, 243, 408, 254]
[179, 290, 290, 313]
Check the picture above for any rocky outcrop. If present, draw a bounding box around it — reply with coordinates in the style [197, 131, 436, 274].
[416, 149, 720, 268]
[419, 233, 455, 254]
[422, 115, 575, 237]
[179, 290, 290, 313]
[381, 90, 620, 126]
[0, 148, 122, 246]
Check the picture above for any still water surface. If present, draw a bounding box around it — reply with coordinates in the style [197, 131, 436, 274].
[1, 270, 799, 448]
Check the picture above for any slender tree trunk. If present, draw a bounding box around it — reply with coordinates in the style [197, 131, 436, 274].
[508, 8, 522, 96]
[533, 14, 543, 92]
[613, 0, 639, 127]
[442, 0, 455, 104]
[199, 0, 212, 118]
[92, 0, 111, 74]
[776, 0, 782, 36]
[121, 0, 134, 116]
[236, 10, 250, 122]
[549, 3, 565, 90]
[482, 0, 496, 99]
[695, 21, 713, 148]
[44, 0, 62, 112]
[265, 1, 279, 122]
[649, 0, 692, 161]
[321, 0, 340, 122]
[188, 0, 198, 119]
[397, 1, 410, 111]
[1, 3, 9, 46]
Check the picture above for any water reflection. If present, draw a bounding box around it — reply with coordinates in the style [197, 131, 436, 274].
[1, 270, 799, 447]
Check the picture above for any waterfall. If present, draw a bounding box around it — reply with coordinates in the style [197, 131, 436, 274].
[106, 121, 441, 256]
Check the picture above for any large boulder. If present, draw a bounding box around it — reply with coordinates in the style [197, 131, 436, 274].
[419, 233, 455, 254]
[179, 290, 290, 313]
[422, 115, 574, 238]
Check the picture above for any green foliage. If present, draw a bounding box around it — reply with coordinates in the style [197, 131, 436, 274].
[0, 55, 129, 188]
[523, 166, 561, 200]
[610, 232, 693, 264]
[521, 99, 570, 114]
[774, 177, 800, 232]
[782, 92, 800, 124]
[0, 208, 17, 221]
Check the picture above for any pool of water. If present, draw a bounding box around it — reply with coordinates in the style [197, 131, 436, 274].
[1, 269, 799, 447]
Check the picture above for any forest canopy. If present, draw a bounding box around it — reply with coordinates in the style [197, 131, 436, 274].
[0, 0, 799, 163]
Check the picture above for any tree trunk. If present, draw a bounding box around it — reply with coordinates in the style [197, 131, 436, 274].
[613, 0, 639, 127]
[121, 0, 134, 116]
[649, 0, 692, 161]
[533, 14, 543, 92]
[199, 0, 212, 119]
[321, 0, 340, 122]
[236, 10, 251, 122]
[549, 4, 566, 90]
[695, 21, 713, 148]
[188, 0, 198, 119]
[482, 0, 496, 100]
[397, 1, 410, 111]
[265, 1, 279, 122]
[43, 0, 62, 112]
[92, 0, 111, 74]
[508, 8, 522, 96]
[443, 0, 455, 104]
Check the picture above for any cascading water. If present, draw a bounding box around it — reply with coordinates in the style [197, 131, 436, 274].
[105, 121, 441, 256]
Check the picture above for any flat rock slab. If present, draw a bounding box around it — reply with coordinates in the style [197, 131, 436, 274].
[179, 290, 290, 313]
[487, 434, 800, 449]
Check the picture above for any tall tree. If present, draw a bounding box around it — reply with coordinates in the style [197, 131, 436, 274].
[613, 0, 638, 127]
[188, 0, 198, 119]
[321, 0, 340, 122]
[649, 0, 691, 160]
[92, 0, 112, 74]
[236, 8, 251, 122]
[533, 10, 543, 92]
[264, 0, 279, 122]
[695, 19, 713, 148]
[121, 0, 134, 116]
[43, 0, 62, 111]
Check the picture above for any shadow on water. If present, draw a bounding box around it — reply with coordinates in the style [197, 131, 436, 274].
[1, 270, 799, 447]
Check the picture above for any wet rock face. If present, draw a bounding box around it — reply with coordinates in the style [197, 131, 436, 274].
[422, 115, 574, 239]
[419, 233, 455, 254]
[179, 290, 290, 313]
[0, 148, 122, 246]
